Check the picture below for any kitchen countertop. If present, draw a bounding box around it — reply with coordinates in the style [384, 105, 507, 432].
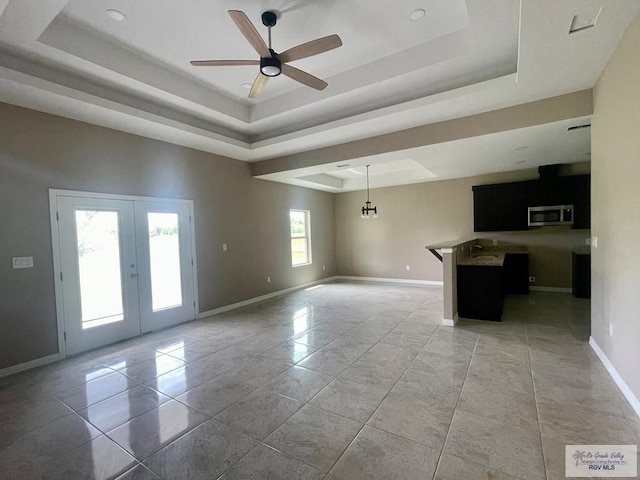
[457, 252, 506, 266]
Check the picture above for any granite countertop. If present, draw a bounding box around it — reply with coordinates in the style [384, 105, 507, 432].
[425, 237, 476, 250]
[457, 252, 506, 266]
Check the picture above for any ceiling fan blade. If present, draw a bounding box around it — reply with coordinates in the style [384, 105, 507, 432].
[228, 10, 270, 58]
[282, 64, 328, 91]
[279, 34, 343, 63]
[190, 60, 259, 67]
[249, 73, 269, 98]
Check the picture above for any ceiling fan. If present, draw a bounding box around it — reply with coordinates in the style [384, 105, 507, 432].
[191, 10, 342, 98]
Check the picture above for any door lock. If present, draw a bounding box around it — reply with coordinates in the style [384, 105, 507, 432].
[131, 273, 138, 278]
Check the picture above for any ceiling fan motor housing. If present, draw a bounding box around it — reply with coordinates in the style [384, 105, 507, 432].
[260, 49, 282, 76]
[261, 11, 277, 27]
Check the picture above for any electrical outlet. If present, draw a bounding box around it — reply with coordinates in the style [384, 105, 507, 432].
[592, 236, 598, 248]
[12, 256, 33, 269]
[405, 265, 411, 271]
[609, 322, 613, 337]
[267, 276, 271, 283]
[222, 243, 227, 251]
[493, 239, 498, 246]
[529, 276, 536, 283]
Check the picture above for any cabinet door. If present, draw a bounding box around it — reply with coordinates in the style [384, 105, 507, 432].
[527, 177, 579, 207]
[503, 253, 529, 294]
[473, 183, 528, 232]
[457, 266, 504, 321]
[499, 184, 528, 231]
[570, 175, 591, 229]
[473, 187, 502, 232]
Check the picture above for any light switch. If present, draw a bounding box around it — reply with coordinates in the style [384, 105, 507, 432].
[222, 243, 227, 251]
[12, 256, 34, 269]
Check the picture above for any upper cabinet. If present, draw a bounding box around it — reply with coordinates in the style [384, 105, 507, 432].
[473, 183, 528, 232]
[473, 174, 590, 232]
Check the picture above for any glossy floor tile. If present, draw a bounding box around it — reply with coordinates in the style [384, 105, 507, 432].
[265, 404, 362, 472]
[2, 282, 636, 480]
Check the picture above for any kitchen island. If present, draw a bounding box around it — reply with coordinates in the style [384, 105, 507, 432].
[426, 239, 528, 324]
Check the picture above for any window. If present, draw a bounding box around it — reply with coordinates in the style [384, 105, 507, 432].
[290, 209, 311, 266]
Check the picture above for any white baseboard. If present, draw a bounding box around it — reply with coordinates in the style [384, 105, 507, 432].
[442, 313, 459, 327]
[530, 286, 572, 293]
[0, 353, 61, 379]
[335, 276, 443, 286]
[590, 337, 640, 419]
[197, 276, 339, 320]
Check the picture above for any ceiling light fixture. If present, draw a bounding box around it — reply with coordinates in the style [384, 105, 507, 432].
[105, 9, 126, 22]
[410, 9, 426, 21]
[361, 165, 378, 219]
[260, 54, 282, 77]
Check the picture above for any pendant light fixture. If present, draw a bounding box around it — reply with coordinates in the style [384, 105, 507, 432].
[361, 165, 378, 219]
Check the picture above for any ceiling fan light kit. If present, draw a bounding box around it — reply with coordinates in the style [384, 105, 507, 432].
[260, 52, 281, 77]
[190, 10, 342, 98]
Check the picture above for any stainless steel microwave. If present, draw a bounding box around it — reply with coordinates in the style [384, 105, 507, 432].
[528, 205, 574, 226]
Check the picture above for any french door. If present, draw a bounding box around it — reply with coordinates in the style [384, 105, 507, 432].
[51, 191, 197, 356]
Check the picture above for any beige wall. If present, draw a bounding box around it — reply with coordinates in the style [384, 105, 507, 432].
[591, 13, 640, 400]
[335, 167, 590, 287]
[0, 103, 336, 369]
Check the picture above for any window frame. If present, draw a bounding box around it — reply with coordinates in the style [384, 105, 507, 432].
[289, 209, 312, 267]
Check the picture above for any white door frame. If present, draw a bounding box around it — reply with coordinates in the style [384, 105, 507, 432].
[49, 189, 199, 358]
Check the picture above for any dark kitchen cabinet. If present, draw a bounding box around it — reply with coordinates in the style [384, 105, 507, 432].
[570, 175, 591, 229]
[527, 178, 574, 206]
[473, 175, 591, 232]
[503, 253, 529, 294]
[457, 265, 504, 321]
[572, 249, 591, 298]
[473, 183, 528, 232]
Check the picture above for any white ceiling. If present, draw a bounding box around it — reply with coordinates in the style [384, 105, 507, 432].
[0, 0, 638, 190]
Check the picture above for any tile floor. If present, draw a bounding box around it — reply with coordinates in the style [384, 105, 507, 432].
[1, 281, 639, 479]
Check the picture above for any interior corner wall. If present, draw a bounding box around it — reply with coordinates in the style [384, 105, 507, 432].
[591, 13, 640, 400]
[0, 103, 336, 369]
[334, 167, 590, 286]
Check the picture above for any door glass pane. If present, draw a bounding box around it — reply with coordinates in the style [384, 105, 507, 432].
[75, 210, 124, 329]
[148, 212, 183, 311]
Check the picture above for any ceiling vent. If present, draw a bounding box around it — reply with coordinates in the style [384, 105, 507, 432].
[567, 124, 591, 132]
[569, 8, 602, 34]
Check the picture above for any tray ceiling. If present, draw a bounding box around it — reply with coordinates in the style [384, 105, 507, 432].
[0, 0, 638, 190]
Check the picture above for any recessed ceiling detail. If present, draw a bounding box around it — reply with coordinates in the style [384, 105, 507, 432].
[0, 0, 638, 186]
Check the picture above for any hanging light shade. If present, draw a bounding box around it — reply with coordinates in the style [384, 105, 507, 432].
[361, 165, 378, 219]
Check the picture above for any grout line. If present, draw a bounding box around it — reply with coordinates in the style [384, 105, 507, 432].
[431, 334, 480, 478]
[316, 324, 443, 478]
[208, 318, 405, 477]
[296, 312, 433, 478]
[526, 323, 550, 480]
